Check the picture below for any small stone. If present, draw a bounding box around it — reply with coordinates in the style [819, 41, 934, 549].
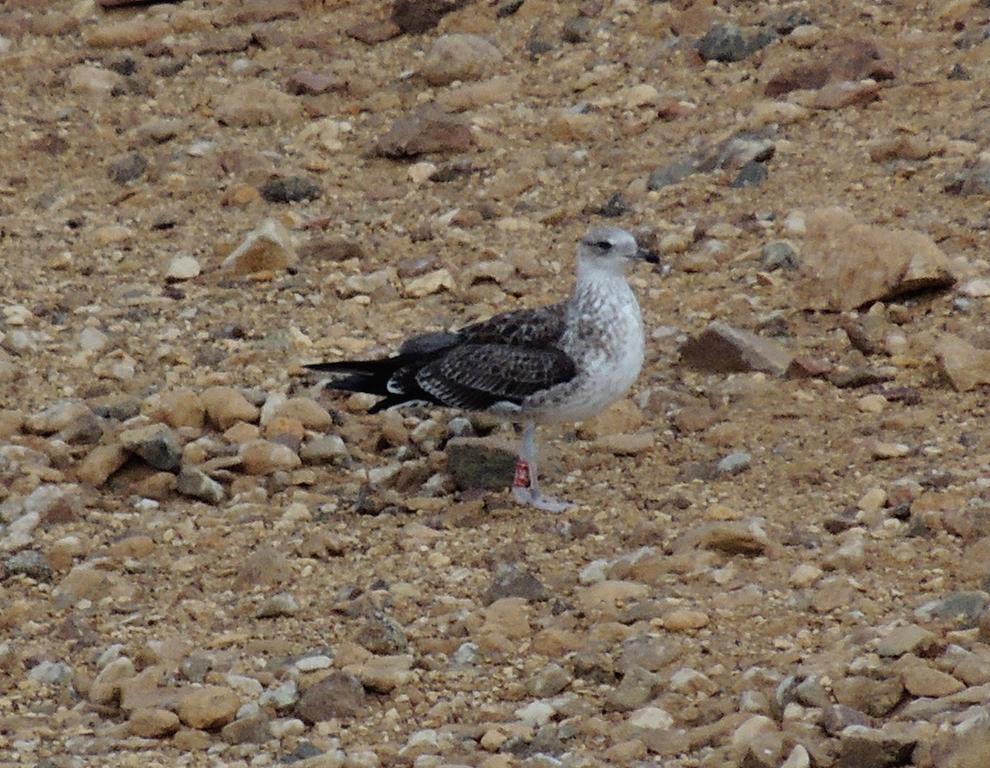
[421, 34, 502, 86]
[129, 708, 180, 738]
[836, 726, 916, 768]
[28, 660, 74, 686]
[240, 440, 301, 475]
[403, 268, 455, 297]
[716, 451, 751, 476]
[529, 663, 572, 698]
[272, 398, 333, 430]
[731, 160, 769, 188]
[445, 437, 516, 491]
[607, 666, 661, 711]
[296, 655, 332, 673]
[295, 671, 367, 723]
[85, 17, 168, 48]
[90, 657, 136, 704]
[5, 550, 52, 581]
[354, 614, 408, 655]
[260, 176, 322, 204]
[300, 435, 349, 464]
[832, 676, 904, 717]
[68, 65, 125, 95]
[201, 386, 260, 429]
[376, 104, 473, 158]
[391, 0, 468, 34]
[119, 424, 182, 472]
[485, 563, 549, 605]
[876, 624, 935, 657]
[697, 23, 751, 62]
[761, 240, 800, 271]
[789, 563, 823, 587]
[235, 545, 292, 589]
[221, 218, 297, 276]
[257, 592, 300, 618]
[936, 334, 990, 392]
[221, 714, 272, 745]
[593, 432, 654, 456]
[216, 83, 299, 127]
[903, 665, 964, 697]
[151, 388, 205, 430]
[515, 700, 555, 727]
[176, 467, 225, 504]
[814, 80, 880, 109]
[107, 152, 148, 185]
[167, 256, 201, 281]
[177, 686, 241, 730]
[662, 610, 710, 631]
[680, 322, 793, 376]
[627, 705, 674, 731]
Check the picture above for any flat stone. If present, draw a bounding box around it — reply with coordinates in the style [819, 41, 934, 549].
[902, 665, 964, 697]
[445, 437, 516, 491]
[376, 103, 473, 159]
[680, 322, 793, 376]
[119, 424, 181, 472]
[876, 624, 935, 657]
[936, 334, 990, 392]
[221, 219, 297, 276]
[129, 708, 180, 738]
[216, 83, 299, 127]
[177, 686, 240, 730]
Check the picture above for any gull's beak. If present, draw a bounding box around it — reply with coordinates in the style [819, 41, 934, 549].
[635, 246, 660, 265]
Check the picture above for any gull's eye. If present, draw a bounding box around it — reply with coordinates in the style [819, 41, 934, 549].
[595, 241, 612, 250]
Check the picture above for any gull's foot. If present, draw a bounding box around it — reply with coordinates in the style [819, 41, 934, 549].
[511, 486, 575, 513]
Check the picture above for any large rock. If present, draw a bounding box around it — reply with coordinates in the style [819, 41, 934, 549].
[680, 322, 793, 376]
[376, 104, 473, 158]
[935, 334, 990, 392]
[797, 208, 955, 311]
[421, 34, 502, 86]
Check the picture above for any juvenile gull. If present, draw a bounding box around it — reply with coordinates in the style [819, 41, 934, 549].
[306, 227, 659, 511]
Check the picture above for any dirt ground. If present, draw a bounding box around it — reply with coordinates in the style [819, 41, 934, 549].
[2, 0, 990, 766]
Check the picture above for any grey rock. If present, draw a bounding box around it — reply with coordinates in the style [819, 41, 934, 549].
[221, 714, 271, 744]
[528, 663, 572, 698]
[915, 591, 988, 626]
[647, 157, 699, 190]
[453, 642, 479, 665]
[5, 550, 52, 581]
[354, 613, 408, 655]
[107, 152, 148, 184]
[562, 16, 594, 43]
[28, 660, 74, 686]
[731, 160, 768, 188]
[762, 241, 800, 271]
[176, 467, 225, 504]
[445, 437, 516, 491]
[836, 726, 915, 768]
[697, 23, 775, 63]
[260, 176, 321, 203]
[259, 679, 298, 710]
[680, 321, 793, 376]
[295, 671, 367, 723]
[120, 424, 181, 472]
[946, 160, 990, 196]
[716, 451, 751, 476]
[256, 592, 300, 618]
[605, 665, 660, 711]
[484, 563, 549, 605]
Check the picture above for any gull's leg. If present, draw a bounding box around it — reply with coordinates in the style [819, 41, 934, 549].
[511, 422, 574, 513]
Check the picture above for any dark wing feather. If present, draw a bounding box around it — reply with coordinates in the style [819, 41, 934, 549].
[457, 302, 567, 347]
[415, 344, 576, 410]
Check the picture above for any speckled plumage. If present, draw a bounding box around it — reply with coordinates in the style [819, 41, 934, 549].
[306, 227, 658, 510]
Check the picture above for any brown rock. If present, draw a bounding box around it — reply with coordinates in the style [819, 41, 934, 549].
[129, 707, 180, 738]
[445, 437, 516, 491]
[832, 675, 904, 717]
[221, 219, 297, 276]
[376, 103, 473, 158]
[680, 321, 793, 376]
[240, 440, 301, 475]
[295, 671, 367, 723]
[84, 18, 169, 48]
[935, 335, 990, 392]
[798, 208, 955, 311]
[201, 386, 260, 429]
[347, 18, 402, 44]
[90, 657, 136, 704]
[273, 398, 333, 430]
[221, 714, 272, 744]
[420, 33, 502, 86]
[216, 83, 299, 127]
[77, 444, 129, 487]
[813, 80, 880, 110]
[902, 665, 964, 698]
[148, 388, 205, 430]
[876, 624, 936, 657]
[391, 0, 468, 34]
[176, 686, 240, 730]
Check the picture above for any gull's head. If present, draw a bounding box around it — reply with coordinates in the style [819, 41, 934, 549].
[577, 226, 660, 272]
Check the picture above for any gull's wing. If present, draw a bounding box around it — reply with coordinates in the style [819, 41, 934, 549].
[415, 343, 576, 411]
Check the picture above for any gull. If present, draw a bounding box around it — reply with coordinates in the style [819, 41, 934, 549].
[306, 226, 659, 512]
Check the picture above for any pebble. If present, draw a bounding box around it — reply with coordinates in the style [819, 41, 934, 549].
[876, 624, 935, 657]
[662, 610, 710, 631]
[761, 240, 800, 271]
[296, 655, 333, 673]
[216, 83, 299, 127]
[257, 591, 300, 618]
[240, 440, 301, 475]
[445, 437, 516, 491]
[421, 34, 502, 86]
[129, 708, 181, 738]
[119, 424, 182, 472]
[107, 152, 148, 185]
[902, 665, 964, 697]
[176, 467, 225, 504]
[5, 550, 52, 581]
[177, 685, 240, 729]
[935, 334, 990, 392]
[261, 176, 322, 204]
[167, 255, 201, 281]
[28, 660, 74, 686]
[295, 671, 367, 722]
[627, 705, 674, 731]
[716, 451, 751, 476]
[376, 104, 473, 158]
[514, 700, 555, 727]
[222, 218, 297, 276]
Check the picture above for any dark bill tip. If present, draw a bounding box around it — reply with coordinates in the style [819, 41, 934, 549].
[636, 247, 661, 264]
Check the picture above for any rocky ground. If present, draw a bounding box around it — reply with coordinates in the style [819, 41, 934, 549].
[3, 0, 990, 766]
